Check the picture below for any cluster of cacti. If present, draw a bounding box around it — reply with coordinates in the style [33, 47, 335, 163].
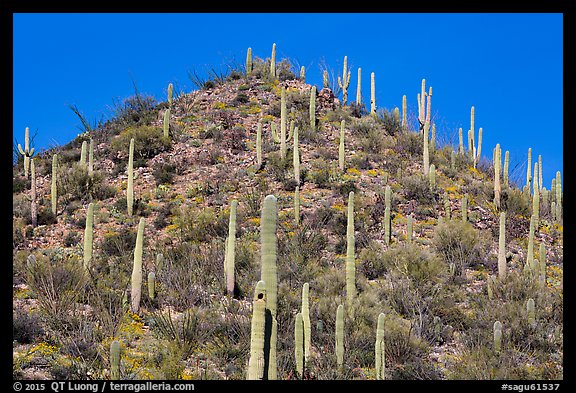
[127, 138, 134, 216]
[339, 120, 345, 171]
[338, 56, 351, 106]
[17, 127, 35, 177]
[375, 313, 385, 380]
[131, 218, 145, 313]
[346, 191, 356, 309]
[225, 200, 238, 296]
[246, 47, 253, 77]
[370, 72, 376, 115]
[83, 202, 94, 270]
[309, 86, 316, 132]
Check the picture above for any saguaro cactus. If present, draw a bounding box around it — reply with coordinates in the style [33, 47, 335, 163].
[346, 191, 356, 309]
[526, 148, 532, 192]
[167, 82, 174, 106]
[407, 214, 413, 243]
[503, 150, 510, 187]
[300, 66, 306, 82]
[260, 195, 278, 380]
[423, 88, 432, 175]
[80, 140, 88, 167]
[335, 304, 344, 371]
[538, 155, 543, 191]
[339, 120, 345, 171]
[127, 138, 134, 216]
[384, 185, 391, 246]
[226, 200, 238, 296]
[458, 128, 464, 155]
[323, 70, 329, 89]
[270, 43, 276, 78]
[294, 312, 304, 378]
[148, 272, 156, 299]
[309, 86, 316, 132]
[131, 218, 145, 313]
[429, 164, 436, 190]
[338, 56, 351, 106]
[51, 154, 58, 216]
[493, 321, 502, 353]
[498, 212, 506, 280]
[110, 340, 121, 380]
[280, 87, 287, 160]
[293, 126, 300, 184]
[17, 127, 35, 177]
[526, 215, 535, 274]
[247, 281, 267, 380]
[83, 203, 94, 270]
[462, 194, 468, 222]
[256, 121, 262, 167]
[494, 144, 502, 210]
[370, 72, 376, 115]
[294, 186, 300, 226]
[527, 298, 536, 328]
[88, 138, 94, 176]
[539, 243, 546, 284]
[246, 47, 253, 77]
[356, 68, 362, 105]
[163, 108, 170, 139]
[301, 282, 311, 367]
[476, 127, 483, 167]
[444, 193, 451, 220]
[402, 95, 407, 130]
[375, 313, 386, 380]
[532, 168, 540, 229]
[555, 171, 562, 221]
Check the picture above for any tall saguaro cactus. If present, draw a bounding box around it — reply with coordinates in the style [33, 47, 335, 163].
[226, 200, 238, 296]
[498, 212, 506, 280]
[294, 312, 304, 378]
[163, 108, 170, 139]
[384, 185, 391, 246]
[532, 166, 540, 229]
[30, 159, 37, 228]
[301, 282, 311, 367]
[346, 191, 356, 309]
[338, 56, 351, 106]
[131, 218, 145, 313]
[280, 87, 287, 160]
[17, 127, 35, 178]
[127, 138, 135, 216]
[375, 313, 386, 380]
[494, 144, 502, 210]
[503, 150, 510, 187]
[356, 67, 362, 105]
[309, 86, 316, 132]
[247, 281, 267, 380]
[370, 72, 376, 115]
[526, 148, 532, 193]
[246, 47, 253, 77]
[402, 95, 407, 130]
[555, 171, 562, 221]
[88, 138, 94, 176]
[80, 140, 88, 167]
[293, 126, 300, 184]
[270, 43, 276, 78]
[423, 88, 432, 175]
[167, 82, 174, 106]
[493, 321, 502, 353]
[458, 128, 464, 155]
[339, 120, 345, 171]
[335, 304, 344, 371]
[256, 121, 262, 167]
[83, 203, 94, 270]
[51, 154, 58, 216]
[260, 195, 278, 380]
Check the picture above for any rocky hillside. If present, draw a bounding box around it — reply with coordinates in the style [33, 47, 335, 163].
[12, 49, 563, 381]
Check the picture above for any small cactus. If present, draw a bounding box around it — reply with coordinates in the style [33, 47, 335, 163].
[309, 86, 316, 132]
[83, 202, 94, 270]
[300, 66, 306, 82]
[110, 340, 121, 380]
[323, 70, 329, 89]
[429, 164, 436, 190]
[148, 272, 156, 299]
[301, 283, 311, 367]
[80, 140, 87, 167]
[167, 82, 174, 106]
[163, 108, 170, 139]
[493, 321, 502, 353]
[246, 47, 253, 77]
[335, 304, 344, 371]
[294, 312, 304, 378]
[375, 313, 385, 380]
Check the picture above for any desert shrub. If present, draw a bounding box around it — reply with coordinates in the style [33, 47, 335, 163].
[13, 309, 44, 344]
[224, 126, 247, 152]
[36, 206, 57, 226]
[305, 158, 338, 189]
[57, 164, 116, 205]
[395, 131, 423, 158]
[99, 227, 137, 258]
[109, 93, 158, 128]
[432, 220, 488, 277]
[383, 243, 445, 285]
[401, 174, 438, 205]
[501, 187, 531, 218]
[171, 205, 227, 244]
[110, 125, 171, 162]
[230, 92, 249, 106]
[13, 175, 30, 194]
[375, 108, 403, 136]
[152, 162, 177, 185]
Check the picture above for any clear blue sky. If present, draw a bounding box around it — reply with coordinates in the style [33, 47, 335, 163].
[13, 13, 563, 187]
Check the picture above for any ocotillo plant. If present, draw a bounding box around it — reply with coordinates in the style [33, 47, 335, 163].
[127, 138, 135, 216]
[494, 144, 502, 210]
[260, 195, 278, 380]
[280, 87, 287, 160]
[370, 72, 376, 115]
[256, 121, 262, 167]
[83, 203, 94, 270]
[294, 312, 304, 378]
[375, 313, 385, 380]
[309, 86, 316, 132]
[30, 159, 37, 228]
[346, 191, 356, 309]
[498, 212, 506, 280]
[110, 340, 121, 380]
[338, 56, 351, 106]
[148, 272, 156, 299]
[226, 200, 238, 296]
[300, 66, 306, 82]
[163, 108, 170, 139]
[527, 298, 536, 328]
[494, 321, 502, 353]
[293, 126, 300, 184]
[301, 283, 311, 367]
[294, 186, 300, 226]
[356, 68, 362, 105]
[51, 154, 58, 216]
[131, 218, 145, 313]
[339, 120, 345, 171]
[17, 127, 35, 178]
[80, 140, 88, 167]
[246, 47, 253, 77]
[335, 304, 344, 371]
[270, 43, 276, 78]
[247, 281, 267, 380]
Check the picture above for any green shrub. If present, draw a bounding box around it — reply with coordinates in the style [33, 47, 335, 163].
[402, 174, 438, 205]
[110, 125, 171, 162]
[152, 162, 177, 185]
